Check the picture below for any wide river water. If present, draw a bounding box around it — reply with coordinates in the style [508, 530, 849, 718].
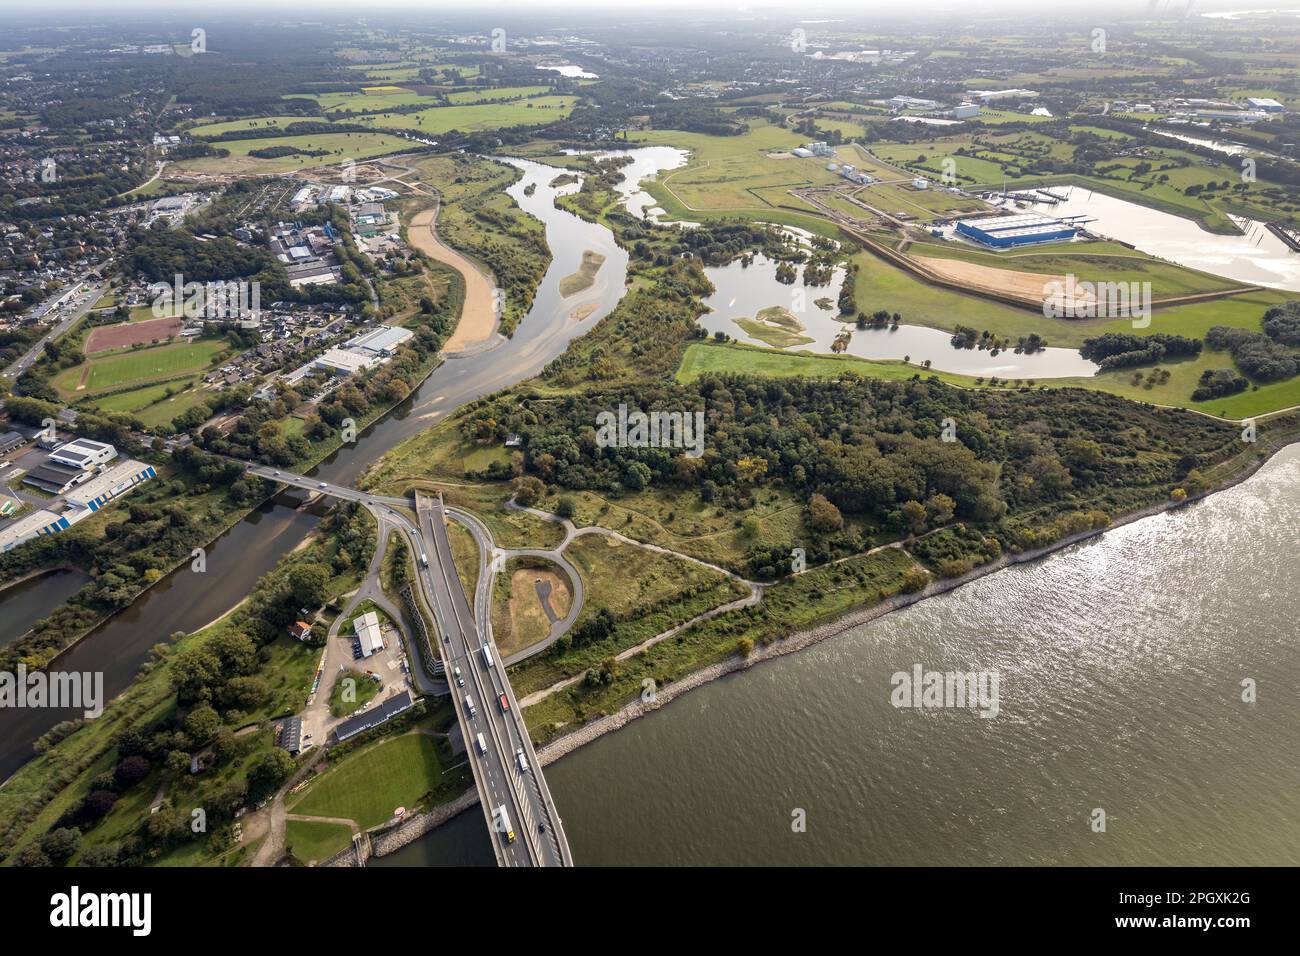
[382, 442, 1300, 866]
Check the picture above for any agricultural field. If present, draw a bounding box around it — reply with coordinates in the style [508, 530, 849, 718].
[338, 96, 578, 134]
[188, 114, 325, 137]
[171, 131, 412, 175]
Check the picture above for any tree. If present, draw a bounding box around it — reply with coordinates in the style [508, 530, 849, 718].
[288, 563, 331, 610]
[113, 754, 151, 789]
[807, 493, 843, 532]
[184, 703, 221, 744]
[901, 500, 928, 534]
[512, 475, 546, 507]
[622, 461, 651, 492]
[924, 493, 956, 525]
[247, 748, 296, 800]
[40, 827, 82, 863]
[741, 514, 762, 538]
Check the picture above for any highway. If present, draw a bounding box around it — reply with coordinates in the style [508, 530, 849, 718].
[246, 464, 571, 866]
[415, 492, 571, 866]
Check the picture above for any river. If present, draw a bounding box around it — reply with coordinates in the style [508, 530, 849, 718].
[0, 568, 92, 649]
[0, 150, 663, 781]
[384, 441, 1300, 866]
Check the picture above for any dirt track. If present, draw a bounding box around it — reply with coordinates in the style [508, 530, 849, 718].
[407, 204, 498, 352]
[84, 315, 183, 354]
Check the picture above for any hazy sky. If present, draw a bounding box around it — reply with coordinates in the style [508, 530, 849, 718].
[0, 0, 1247, 16]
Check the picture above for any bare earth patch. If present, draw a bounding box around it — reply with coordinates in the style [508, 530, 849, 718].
[912, 255, 1097, 310]
[85, 315, 183, 354]
[497, 566, 572, 658]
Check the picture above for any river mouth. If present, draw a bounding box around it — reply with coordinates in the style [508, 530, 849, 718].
[0, 148, 681, 784]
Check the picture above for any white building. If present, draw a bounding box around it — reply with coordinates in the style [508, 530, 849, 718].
[347, 325, 414, 358]
[62, 460, 157, 512]
[353, 610, 384, 657]
[312, 347, 377, 376]
[48, 437, 117, 470]
[968, 89, 1039, 103]
[0, 509, 70, 553]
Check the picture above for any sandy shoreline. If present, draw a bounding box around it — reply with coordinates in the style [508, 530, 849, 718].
[407, 203, 500, 353]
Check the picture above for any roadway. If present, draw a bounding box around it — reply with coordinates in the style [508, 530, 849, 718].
[415, 492, 571, 867]
[3, 277, 106, 380]
[245, 464, 571, 866]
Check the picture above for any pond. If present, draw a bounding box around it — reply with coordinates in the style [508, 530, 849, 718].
[700, 254, 1098, 379]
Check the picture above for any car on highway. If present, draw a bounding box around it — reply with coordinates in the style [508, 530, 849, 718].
[318, 482, 327, 489]
[498, 693, 510, 713]
[453, 666, 464, 687]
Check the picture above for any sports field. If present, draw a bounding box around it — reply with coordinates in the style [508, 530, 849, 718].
[52, 339, 227, 398]
[84, 315, 183, 354]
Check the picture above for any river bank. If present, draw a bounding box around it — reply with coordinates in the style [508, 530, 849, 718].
[527, 427, 1300, 769]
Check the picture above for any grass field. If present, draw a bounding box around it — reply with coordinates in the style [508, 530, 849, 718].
[52, 339, 228, 398]
[677, 339, 1300, 420]
[288, 732, 446, 830]
[172, 131, 412, 175]
[189, 114, 325, 137]
[339, 96, 578, 134]
[284, 820, 354, 864]
[508, 534, 745, 698]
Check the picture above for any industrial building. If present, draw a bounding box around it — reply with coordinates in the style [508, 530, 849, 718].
[353, 610, 384, 657]
[951, 103, 981, 119]
[1246, 97, 1284, 113]
[0, 509, 71, 553]
[335, 690, 414, 743]
[0, 430, 24, 455]
[347, 325, 413, 358]
[49, 437, 117, 470]
[311, 346, 378, 376]
[887, 95, 940, 110]
[62, 460, 157, 511]
[955, 214, 1081, 248]
[23, 460, 94, 494]
[967, 88, 1039, 103]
